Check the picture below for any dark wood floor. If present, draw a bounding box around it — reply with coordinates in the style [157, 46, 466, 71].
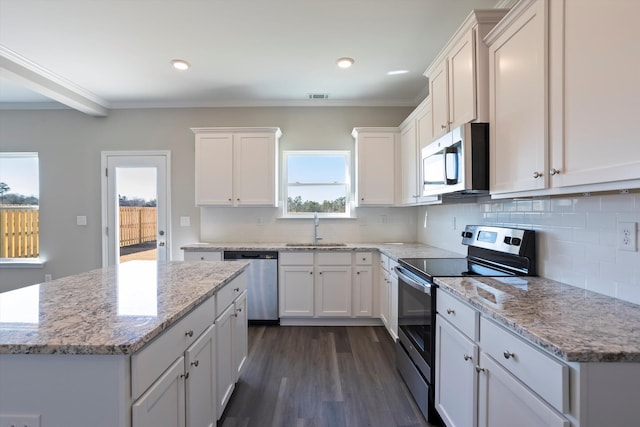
[219, 325, 436, 427]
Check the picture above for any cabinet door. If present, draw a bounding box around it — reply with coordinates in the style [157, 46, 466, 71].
[379, 269, 390, 328]
[353, 266, 373, 317]
[132, 357, 186, 427]
[234, 132, 277, 206]
[279, 266, 314, 317]
[215, 304, 234, 418]
[315, 266, 352, 317]
[185, 325, 216, 427]
[430, 60, 450, 139]
[478, 353, 569, 427]
[388, 268, 398, 340]
[232, 290, 248, 381]
[195, 134, 234, 206]
[356, 133, 396, 206]
[435, 315, 478, 427]
[489, 0, 547, 194]
[549, 0, 640, 188]
[448, 29, 476, 128]
[400, 122, 419, 205]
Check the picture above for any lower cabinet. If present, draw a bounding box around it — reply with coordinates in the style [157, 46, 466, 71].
[315, 265, 353, 317]
[132, 273, 248, 427]
[435, 289, 569, 427]
[132, 357, 186, 427]
[477, 353, 569, 427]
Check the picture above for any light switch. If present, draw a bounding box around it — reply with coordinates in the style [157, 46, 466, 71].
[180, 216, 191, 227]
[77, 215, 87, 226]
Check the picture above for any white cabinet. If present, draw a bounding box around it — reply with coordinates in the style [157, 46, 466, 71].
[132, 357, 186, 427]
[378, 253, 398, 340]
[435, 289, 569, 427]
[183, 250, 222, 261]
[232, 290, 248, 381]
[487, 0, 548, 195]
[424, 10, 508, 139]
[185, 325, 216, 427]
[352, 127, 398, 206]
[279, 252, 315, 317]
[399, 98, 431, 206]
[215, 304, 235, 418]
[315, 252, 352, 317]
[192, 127, 281, 206]
[435, 314, 478, 427]
[353, 252, 374, 317]
[477, 353, 569, 427]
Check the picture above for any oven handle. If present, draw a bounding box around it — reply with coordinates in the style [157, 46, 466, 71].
[395, 266, 433, 295]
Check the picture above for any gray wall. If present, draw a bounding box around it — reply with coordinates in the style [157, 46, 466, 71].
[0, 106, 411, 291]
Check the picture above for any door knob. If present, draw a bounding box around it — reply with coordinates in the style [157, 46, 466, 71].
[159, 230, 165, 236]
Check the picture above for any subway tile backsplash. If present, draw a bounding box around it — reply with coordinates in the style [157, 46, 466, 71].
[418, 192, 640, 305]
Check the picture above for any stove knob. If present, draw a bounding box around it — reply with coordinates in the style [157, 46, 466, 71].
[503, 236, 512, 245]
[511, 237, 522, 246]
[462, 231, 473, 238]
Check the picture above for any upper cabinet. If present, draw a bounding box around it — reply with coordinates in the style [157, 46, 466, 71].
[424, 9, 509, 140]
[352, 127, 399, 206]
[487, 0, 640, 197]
[192, 127, 281, 206]
[399, 97, 432, 206]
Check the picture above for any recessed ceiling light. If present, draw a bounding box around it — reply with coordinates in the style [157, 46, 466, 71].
[171, 59, 191, 71]
[387, 70, 409, 75]
[336, 57, 355, 69]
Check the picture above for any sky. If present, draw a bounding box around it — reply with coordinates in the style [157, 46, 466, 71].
[0, 155, 39, 197]
[286, 153, 348, 202]
[116, 167, 157, 201]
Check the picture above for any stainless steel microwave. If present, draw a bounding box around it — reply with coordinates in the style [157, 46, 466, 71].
[421, 123, 489, 197]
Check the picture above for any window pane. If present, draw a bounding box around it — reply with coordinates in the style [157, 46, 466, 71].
[288, 154, 346, 183]
[0, 153, 39, 259]
[284, 151, 351, 217]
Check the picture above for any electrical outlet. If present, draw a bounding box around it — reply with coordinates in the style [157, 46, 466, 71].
[617, 221, 637, 251]
[0, 414, 41, 427]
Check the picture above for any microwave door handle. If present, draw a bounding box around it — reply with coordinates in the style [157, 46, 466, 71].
[444, 146, 458, 185]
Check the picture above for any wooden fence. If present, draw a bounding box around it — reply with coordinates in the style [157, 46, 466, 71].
[0, 206, 39, 258]
[0, 206, 156, 257]
[119, 206, 157, 247]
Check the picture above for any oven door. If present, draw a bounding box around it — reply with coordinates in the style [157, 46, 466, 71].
[395, 265, 434, 379]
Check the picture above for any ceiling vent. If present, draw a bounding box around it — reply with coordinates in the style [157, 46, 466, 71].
[307, 93, 329, 100]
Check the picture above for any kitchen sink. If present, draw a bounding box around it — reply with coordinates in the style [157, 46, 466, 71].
[285, 243, 347, 247]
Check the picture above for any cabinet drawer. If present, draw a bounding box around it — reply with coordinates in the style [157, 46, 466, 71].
[279, 252, 314, 265]
[437, 290, 479, 340]
[480, 317, 569, 413]
[316, 252, 351, 265]
[184, 250, 222, 261]
[131, 296, 216, 400]
[216, 273, 247, 315]
[355, 252, 373, 265]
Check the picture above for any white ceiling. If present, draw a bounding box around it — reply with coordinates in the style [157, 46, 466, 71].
[0, 0, 502, 116]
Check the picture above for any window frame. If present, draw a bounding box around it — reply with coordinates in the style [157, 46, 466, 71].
[281, 150, 354, 219]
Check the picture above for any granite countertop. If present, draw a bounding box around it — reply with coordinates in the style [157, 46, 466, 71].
[434, 276, 640, 363]
[0, 260, 247, 356]
[181, 242, 464, 261]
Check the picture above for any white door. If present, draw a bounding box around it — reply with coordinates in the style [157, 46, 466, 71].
[102, 151, 170, 266]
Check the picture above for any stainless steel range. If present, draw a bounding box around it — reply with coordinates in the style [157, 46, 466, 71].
[395, 225, 536, 423]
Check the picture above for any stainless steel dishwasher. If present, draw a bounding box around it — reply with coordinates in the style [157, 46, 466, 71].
[223, 251, 279, 324]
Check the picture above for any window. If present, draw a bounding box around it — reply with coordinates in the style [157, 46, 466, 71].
[0, 153, 40, 259]
[282, 151, 353, 218]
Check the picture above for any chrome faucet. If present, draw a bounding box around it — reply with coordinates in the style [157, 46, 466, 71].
[313, 212, 322, 244]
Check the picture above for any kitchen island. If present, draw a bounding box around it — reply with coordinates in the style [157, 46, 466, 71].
[0, 260, 248, 427]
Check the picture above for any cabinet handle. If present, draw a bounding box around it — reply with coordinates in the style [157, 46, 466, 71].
[190, 360, 199, 367]
[533, 171, 543, 179]
[475, 366, 485, 373]
[309, 271, 313, 275]
[200, 257, 205, 260]
[234, 287, 240, 292]
[446, 308, 455, 315]
[357, 271, 360, 275]
[185, 330, 194, 337]
[237, 307, 242, 312]
[441, 124, 447, 130]
[361, 198, 365, 201]
[319, 271, 323, 275]
[233, 312, 239, 318]
[550, 168, 561, 176]
[180, 372, 190, 379]
[463, 354, 472, 361]
[503, 351, 515, 360]
[237, 198, 240, 201]
[228, 198, 232, 202]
